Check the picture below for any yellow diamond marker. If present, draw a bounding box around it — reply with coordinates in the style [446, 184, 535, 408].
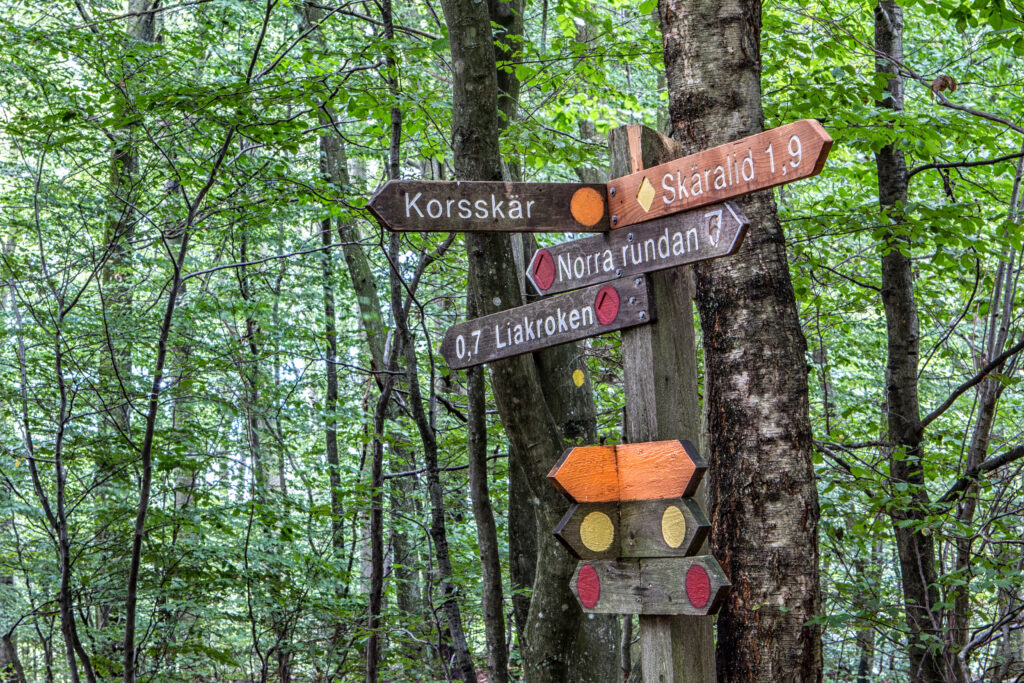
[572, 369, 586, 387]
[580, 510, 615, 552]
[661, 505, 687, 549]
[636, 176, 656, 212]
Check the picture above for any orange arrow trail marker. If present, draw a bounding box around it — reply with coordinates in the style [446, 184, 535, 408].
[527, 202, 749, 296]
[554, 498, 710, 560]
[570, 556, 731, 616]
[547, 440, 706, 503]
[606, 119, 832, 228]
[367, 180, 609, 233]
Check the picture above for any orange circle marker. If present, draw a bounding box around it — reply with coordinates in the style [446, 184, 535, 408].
[570, 187, 605, 227]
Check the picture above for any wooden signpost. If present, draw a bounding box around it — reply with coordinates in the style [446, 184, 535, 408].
[361, 118, 832, 682]
[553, 498, 710, 559]
[440, 276, 652, 370]
[547, 440, 706, 503]
[570, 557, 731, 616]
[367, 180, 609, 232]
[605, 119, 832, 228]
[525, 202, 749, 296]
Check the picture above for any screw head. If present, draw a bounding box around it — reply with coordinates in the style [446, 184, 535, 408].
[611, 215, 619, 225]
[627, 232, 634, 242]
[629, 297, 636, 305]
[638, 311, 647, 319]
[615, 268, 622, 277]
[609, 187, 616, 197]
[634, 277, 642, 286]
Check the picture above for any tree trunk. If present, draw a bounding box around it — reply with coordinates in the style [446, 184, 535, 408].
[873, 4, 946, 680]
[658, 0, 824, 679]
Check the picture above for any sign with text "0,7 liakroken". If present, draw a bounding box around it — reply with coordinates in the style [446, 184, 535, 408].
[440, 276, 652, 369]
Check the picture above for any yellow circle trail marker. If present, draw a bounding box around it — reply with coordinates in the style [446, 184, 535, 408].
[580, 511, 615, 552]
[572, 369, 586, 387]
[661, 505, 687, 548]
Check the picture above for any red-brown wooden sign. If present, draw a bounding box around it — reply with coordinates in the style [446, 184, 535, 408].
[606, 120, 832, 228]
[570, 556, 730, 616]
[440, 276, 652, 370]
[526, 202, 748, 296]
[547, 440, 706, 503]
[367, 180, 609, 232]
[553, 498, 709, 560]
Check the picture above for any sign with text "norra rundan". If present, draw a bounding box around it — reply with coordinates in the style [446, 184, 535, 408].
[440, 276, 652, 369]
[526, 201, 748, 296]
[366, 180, 609, 233]
[606, 119, 832, 228]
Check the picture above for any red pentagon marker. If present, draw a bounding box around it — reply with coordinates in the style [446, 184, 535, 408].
[594, 285, 620, 325]
[547, 440, 707, 503]
[530, 249, 556, 292]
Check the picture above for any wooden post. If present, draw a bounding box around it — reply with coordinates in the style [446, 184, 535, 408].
[610, 125, 716, 682]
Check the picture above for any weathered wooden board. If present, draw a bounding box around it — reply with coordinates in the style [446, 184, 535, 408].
[366, 180, 609, 232]
[606, 119, 832, 228]
[570, 556, 731, 616]
[526, 202, 748, 295]
[554, 498, 709, 559]
[440, 276, 652, 370]
[547, 440, 706, 503]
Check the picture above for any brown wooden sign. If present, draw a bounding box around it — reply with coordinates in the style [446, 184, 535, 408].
[440, 276, 652, 370]
[526, 202, 748, 296]
[553, 498, 709, 560]
[547, 440, 706, 503]
[570, 556, 730, 616]
[606, 119, 832, 228]
[366, 180, 610, 233]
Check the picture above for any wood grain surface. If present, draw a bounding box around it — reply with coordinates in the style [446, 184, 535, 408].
[367, 180, 609, 232]
[547, 439, 707, 503]
[440, 276, 652, 369]
[606, 120, 832, 228]
[525, 202, 749, 296]
[570, 556, 731, 616]
[554, 498, 710, 559]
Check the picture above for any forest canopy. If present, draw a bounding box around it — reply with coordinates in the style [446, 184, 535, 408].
[1, 0, 1023, 681]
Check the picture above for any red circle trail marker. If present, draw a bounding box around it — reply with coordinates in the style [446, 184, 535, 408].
[577, 564, 601, 608]
[531, 249, 555, 291]
[685, 564, 711, 609]
[594, 285, 620, 325]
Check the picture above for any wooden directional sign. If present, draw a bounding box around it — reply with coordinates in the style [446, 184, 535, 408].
[547, 440, 706, 503]
[440, 276, 651, 370]
[367, 180, 609, 233]
[526, 202, 748, 296]
[570, 556, 730, 616]
[554, 498, 709, 560]
[606, 119, 832, 228]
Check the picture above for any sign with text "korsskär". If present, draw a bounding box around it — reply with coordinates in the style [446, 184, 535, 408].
[526, 202, 748, 296]
[440, 276, 652, 369]
[366, 180, 609, 232]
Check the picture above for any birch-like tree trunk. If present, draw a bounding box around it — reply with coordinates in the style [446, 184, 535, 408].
[658, 0, 824, 678]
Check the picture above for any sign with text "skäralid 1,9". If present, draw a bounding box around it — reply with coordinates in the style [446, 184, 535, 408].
[366, 180, 610, 233]
[606, 119, 832, 228]
[526, 201, 748, 296]
[440, 276, 652, 370]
